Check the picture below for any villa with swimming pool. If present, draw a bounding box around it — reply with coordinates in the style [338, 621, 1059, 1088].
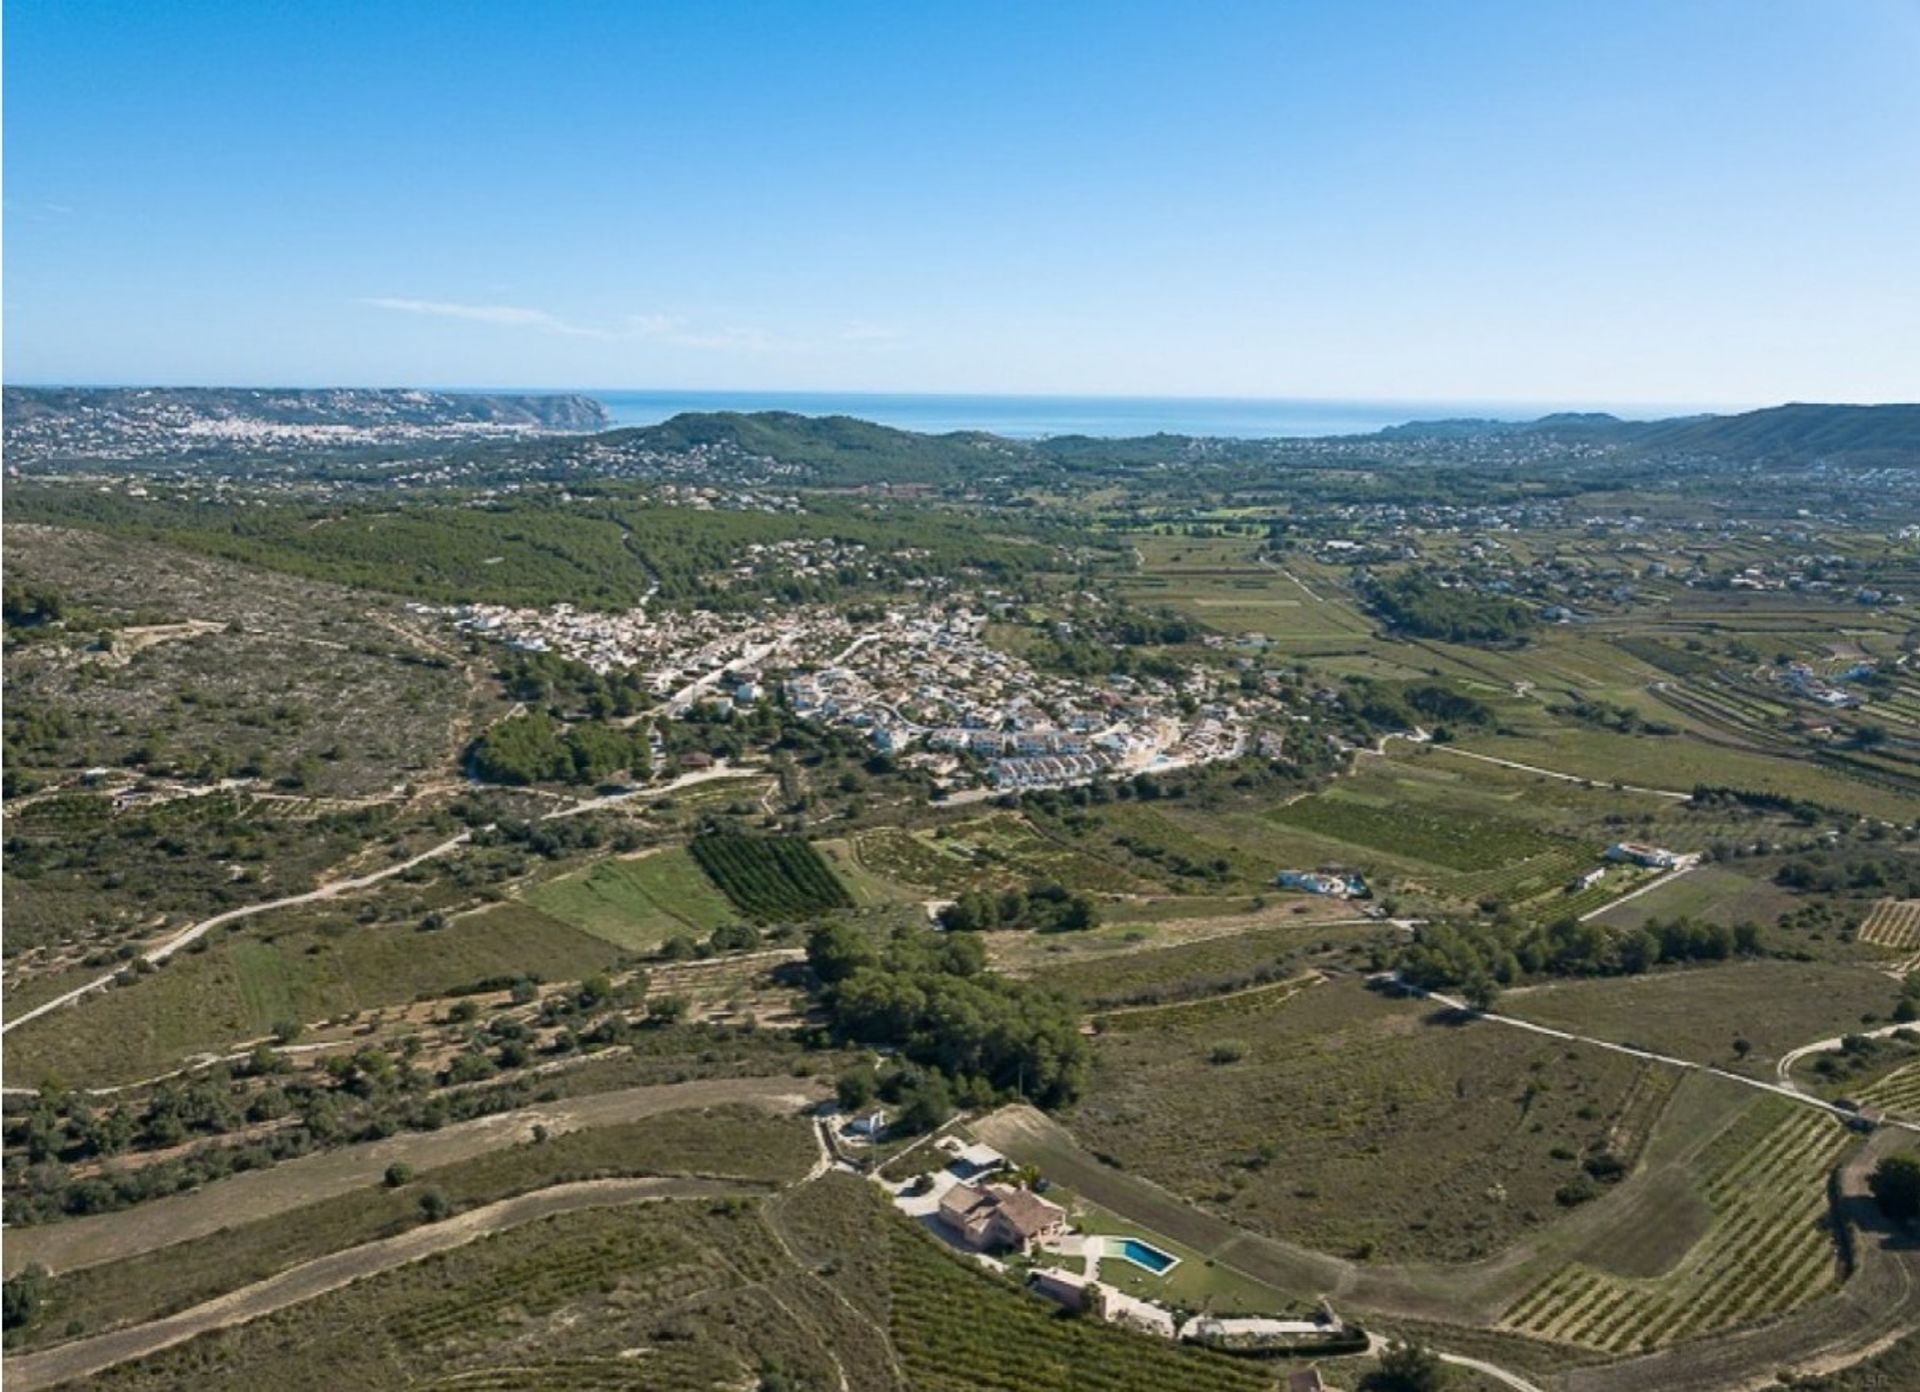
[936, 1180, 1068, 1253]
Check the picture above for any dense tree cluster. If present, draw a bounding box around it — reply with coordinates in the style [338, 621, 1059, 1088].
[498, 650, 648, 718]
[1775, 852, 1920, 898]
[1688, 784, 1831, 825]
[1365, 569, 1536, 644]
[1363, 1340, 1451, 1392]
[1347, 679, 1493, 734]
[468, 712, 651, 786]
[1, 582, 65, 630]
[807, 921, 1089, 1108]
[1548, 696, 1678, 737]
[7, 484, 1056, 611]
[1870, 1154, 1920, 1223]
[936, 882, 1099, 934]
[1397, 914, 1765, 997]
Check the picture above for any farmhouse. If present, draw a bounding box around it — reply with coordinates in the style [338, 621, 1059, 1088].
[1569, 867, 1606, 892]
[937, 1181, 1066, 1252]
[1607, 841, 1678, 870]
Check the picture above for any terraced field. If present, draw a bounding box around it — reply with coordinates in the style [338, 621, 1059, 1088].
[1859, 898, 1920, 952]
[1857, 1060, 1920, 1120]
[1497, 1101, 1852, 1354]
[1522, 866, 1651, 922]
[852, 816, 1149, 897]
[885, 1220, 1269, 1392]
[1450, 845, 1599, 904]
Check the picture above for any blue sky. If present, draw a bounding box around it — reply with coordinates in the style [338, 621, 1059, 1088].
[5, 1, 1918, 404]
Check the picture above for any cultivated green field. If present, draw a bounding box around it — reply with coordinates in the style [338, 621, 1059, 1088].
[5, 902, 625, 1088]
[1592, 864, 1799, 931]
[522, 847, 740, 950]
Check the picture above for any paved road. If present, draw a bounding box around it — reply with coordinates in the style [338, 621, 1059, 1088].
[3, 1075, 825, 1276]
[2, 1176, 753, 1392]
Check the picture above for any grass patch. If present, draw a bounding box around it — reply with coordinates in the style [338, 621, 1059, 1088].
[1267, 789, 1576, 874]
[1592, 864, 1797, 931]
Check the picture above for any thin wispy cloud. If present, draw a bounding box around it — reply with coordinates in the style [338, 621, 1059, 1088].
[359, 297, 613, 338]
[359, 297, 809, 353]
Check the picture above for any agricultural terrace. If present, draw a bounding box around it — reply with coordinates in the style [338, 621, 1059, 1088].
[1017, 919, 1390, 1009]
[1859, 898, 1920, 952]
[2, 901, 630, 1089]
[689, 834, 854, 921]
[1590, 864, 1798, 933]
[1497, 1101, 1853, 1353]
[1114, 534, 1376, 651]
[1068, 977, 1657, 1263]
[883, 1215, 1273, 1392]
[6, 1104, 816, 1352]
[1857, 1062, 1920, 1123]
[40, 1173, 1282, 1392]
[849, 815, 1153, 898]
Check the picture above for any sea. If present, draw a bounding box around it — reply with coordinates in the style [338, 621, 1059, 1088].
[574, 390, 1627, 440]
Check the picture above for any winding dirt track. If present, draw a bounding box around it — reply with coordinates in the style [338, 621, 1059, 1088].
[3, 1076, 826, 1277]
[2, 1177, 753, 1392]
[1, 831, 476, 1036]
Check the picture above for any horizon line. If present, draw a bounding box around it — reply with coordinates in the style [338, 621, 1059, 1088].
[3, 381, 1825, 417]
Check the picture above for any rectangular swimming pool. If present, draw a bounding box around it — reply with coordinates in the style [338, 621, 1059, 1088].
[1113, 1237, 1179, 1275]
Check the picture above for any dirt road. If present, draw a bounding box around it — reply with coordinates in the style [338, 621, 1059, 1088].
[1, 830, 475, 1036]
[1426, 743, 1692, 799]
[2, 1176, 751, 1392]
[3, 1075, 825, 1276]
[1394, 975, 1920, 1135]
[3, 761, 768, 1040]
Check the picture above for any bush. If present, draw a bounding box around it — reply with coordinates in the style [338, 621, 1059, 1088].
[1364, 1339, 1451, 1391]
[384, 1162, 414, 1188]
[1870, 1154, 1920, 1223]
[646, 995, 690, 1024]
[3, 1264, 49, 1332]
[835, 1066, 878, 1111]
